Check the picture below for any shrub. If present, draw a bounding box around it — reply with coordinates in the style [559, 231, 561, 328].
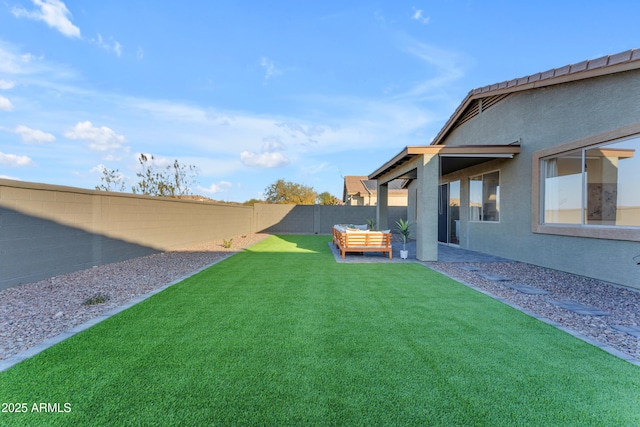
[82, 293, 110, 306]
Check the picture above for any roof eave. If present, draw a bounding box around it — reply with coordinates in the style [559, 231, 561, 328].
[431, 50, 640, 146]
[368, 147, 412, 180]
[369, 145, 521, 180]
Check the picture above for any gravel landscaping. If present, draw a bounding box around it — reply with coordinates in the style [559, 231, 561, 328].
[426, 261, 640, 362]
[1, 233, 639, 365]
[0, 233, 270, 361]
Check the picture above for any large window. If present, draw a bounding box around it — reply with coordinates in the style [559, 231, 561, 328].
[470, 171, 500, 222]
[542, 136, 640, 227]
[543, 149, 582, 224]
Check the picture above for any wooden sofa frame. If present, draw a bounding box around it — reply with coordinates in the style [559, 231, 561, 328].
[333, 226, 393, 259]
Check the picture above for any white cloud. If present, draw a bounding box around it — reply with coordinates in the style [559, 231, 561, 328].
[64, 121, 127, 152]
[131, 90, 435, 163]
[260, 56, 282, 80]
[12, 0, 81, 38]
[91, 34, 123, 57]
[412, 8, 430, 24]
[275, 122, 326, 139]
[262, 136, 285, 152]
[14, 125, 56, 143]
[0, 42, 66, 78]
[12, 2, 123, 57]
[0, 46, 26, 74]
[102, 153, 123, 162]
[132, 99, 215, 124]
[134, 152, 170, 168]
[198, 181, 233, 194]
[240, 151, 289, 168]
[0, 80, 15, 90]
[0, 95, 14, 111]
[89, 164, 105, 174]
[136, 46, 144, 61]
[301, 162, 329, 175]
[0, 152, 34, 167]
[395, 40, 466, 100]
[90, 163, 125, 177]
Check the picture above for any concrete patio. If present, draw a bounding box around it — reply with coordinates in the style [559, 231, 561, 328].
[329, 240, 513, 263]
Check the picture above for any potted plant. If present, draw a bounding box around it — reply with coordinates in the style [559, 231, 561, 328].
[367, 218, 376, 231]
[395, 218, 412, 259]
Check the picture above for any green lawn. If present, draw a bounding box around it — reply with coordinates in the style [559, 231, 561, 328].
[1, 235, 639, 426]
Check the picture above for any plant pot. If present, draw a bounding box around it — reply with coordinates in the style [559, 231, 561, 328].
[400, 250, 408, 259]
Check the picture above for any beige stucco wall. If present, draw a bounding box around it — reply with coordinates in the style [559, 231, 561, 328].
[254, 203, 407, 234]
[347, 193, 408, 206]
[0, 179, 255, 290]
[0, 180, 410, 290]
[435, 70, 640, 289]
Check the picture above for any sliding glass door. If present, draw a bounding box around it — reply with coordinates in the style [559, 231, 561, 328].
[438, 181, 460, 245]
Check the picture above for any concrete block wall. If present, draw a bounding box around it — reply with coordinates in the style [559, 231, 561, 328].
[0, 179, 410, 290]
[254, 204, 315, 233]
[254, 203, 408, 234]
[0, 179, 254, 290]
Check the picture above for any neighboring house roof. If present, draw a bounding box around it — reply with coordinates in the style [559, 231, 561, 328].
[432, 48, 640, 146]
[370, 48, 639, 181]
[344, 176, 371, 197]
[343, 176, 407, 200]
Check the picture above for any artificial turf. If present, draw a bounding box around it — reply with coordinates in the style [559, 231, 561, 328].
[1, 235, 639, 426]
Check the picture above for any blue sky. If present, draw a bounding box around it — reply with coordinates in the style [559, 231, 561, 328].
[1, 1, 639, 202]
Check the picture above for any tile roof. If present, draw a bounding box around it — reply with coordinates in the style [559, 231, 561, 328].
[343, 176, 407, 194]
[432, 48, 640, 145]
[343, 176, 370, 195]
[471, 49, 640, 96]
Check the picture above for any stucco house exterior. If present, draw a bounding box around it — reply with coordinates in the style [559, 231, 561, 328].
[371, 49, 640, 290]
[342, 176, 408, 206]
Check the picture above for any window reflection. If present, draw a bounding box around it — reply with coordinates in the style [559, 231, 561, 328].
[543, 137, 639, 227]
[543, 150, 582, 224]
[470, 172, 500, 222]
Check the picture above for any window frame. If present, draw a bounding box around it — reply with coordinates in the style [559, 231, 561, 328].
[532, 122, 640, 242]
[469, 170, 501, 223]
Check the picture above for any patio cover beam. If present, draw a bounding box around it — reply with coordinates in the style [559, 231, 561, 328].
[369, 144, 521, 181]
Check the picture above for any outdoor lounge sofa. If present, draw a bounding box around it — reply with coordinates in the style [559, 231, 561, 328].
[333, 225, 393, 259]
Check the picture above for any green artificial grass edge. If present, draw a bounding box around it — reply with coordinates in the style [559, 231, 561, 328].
[1, 235, 639, 426]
